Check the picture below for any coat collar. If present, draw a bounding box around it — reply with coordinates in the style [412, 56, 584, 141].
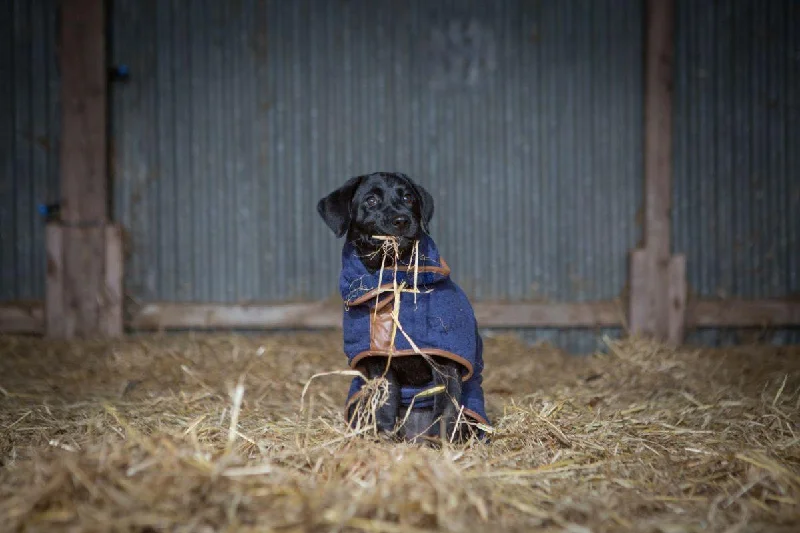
[340, 234, 451, 306]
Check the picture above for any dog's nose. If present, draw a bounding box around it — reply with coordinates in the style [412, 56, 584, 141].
[392, 215, 410, 231]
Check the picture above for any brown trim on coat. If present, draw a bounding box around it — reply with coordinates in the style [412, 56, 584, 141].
[461, 408, 489, 427]
[347, 284, 399, 308]
[349, 348, 474, 382]
[344, 258, 451, 307]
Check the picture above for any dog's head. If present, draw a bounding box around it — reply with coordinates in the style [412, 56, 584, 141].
[317, 172, 434, 268]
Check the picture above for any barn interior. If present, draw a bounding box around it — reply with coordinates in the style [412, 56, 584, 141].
[1, 1, 799, 531]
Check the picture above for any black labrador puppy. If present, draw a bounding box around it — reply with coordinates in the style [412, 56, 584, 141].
[317, 172, 488, 442]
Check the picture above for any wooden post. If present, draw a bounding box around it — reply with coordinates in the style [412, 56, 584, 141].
[47, 0, 122, 338]
[60, 0, 108, 225]
[102, 224, 125, 336]
[629, 0, 685, 343]
[643, 0, 675, 341]
[667, 254, 687, 344]
[644, 0, 675, 265]
[4, 297, 800, 335]
[628, 248, 656, 337]
[45, 224, 65, 337]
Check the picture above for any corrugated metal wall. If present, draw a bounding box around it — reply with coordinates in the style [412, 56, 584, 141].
[111, 0, 643, 352]
[3, 0, 793, 351]
[673, 0, 800, 345]
[0, 0, 60, 301]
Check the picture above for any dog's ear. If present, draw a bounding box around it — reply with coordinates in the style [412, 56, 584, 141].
[398, 174, 434, 231]
[317, 176, 364, 237]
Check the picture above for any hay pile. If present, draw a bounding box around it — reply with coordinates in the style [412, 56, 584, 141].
[1, 331, 799, 532]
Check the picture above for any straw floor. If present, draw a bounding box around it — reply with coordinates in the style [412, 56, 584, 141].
[1, 331, 799, 532]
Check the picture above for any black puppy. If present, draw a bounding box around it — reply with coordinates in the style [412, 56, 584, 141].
[318, 172, 430, 271]
[318, 172, 489, 442]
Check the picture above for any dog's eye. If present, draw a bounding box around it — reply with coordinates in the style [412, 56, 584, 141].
[364, 196, 379, 208]
[402, 193, 414, 205]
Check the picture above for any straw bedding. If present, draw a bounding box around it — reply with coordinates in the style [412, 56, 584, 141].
[1, 331, 799, 532]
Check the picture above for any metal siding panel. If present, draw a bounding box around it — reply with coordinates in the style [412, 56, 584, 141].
[789, 1, 800, 302]
[154, 0, 176, 301]
[12, 1, 33, 299]
[673, 0, 800, 345]
[194, 0, 210, 301]
[174, 0, 197, 302]
[0, 1, 15, 299]
[112, 0, 645, 352]
[0, 0, 59, 301]
[29, 0, 51, 299]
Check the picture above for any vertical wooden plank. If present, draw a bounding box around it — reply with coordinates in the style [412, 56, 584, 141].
[60, 0, 108, 223]
[645, 0, 675, 341]
[628, 248, 655, 337]
[644, 0, 675, 261]
[102, 224, 124, 336]
[63, 227, 106, 338]
[55, 0, 112, 338]
[45, 224, 65, 338]
[667, 254, 687, 345]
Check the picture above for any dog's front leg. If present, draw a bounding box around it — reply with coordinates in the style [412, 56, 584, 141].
[363, 357, 401, 434]
[430, 360, 463, 441]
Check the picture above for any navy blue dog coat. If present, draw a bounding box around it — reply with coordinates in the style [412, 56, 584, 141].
[339, 234, 490, 431]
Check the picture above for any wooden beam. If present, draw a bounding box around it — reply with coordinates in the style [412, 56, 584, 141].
[2, 299, 800, 335]
[114, 299, 800, 332]
[130, 302, 345, 330]
[129, 301, 625, 331]
[630, 0, 677, 342]
[473, 302, 623, 328]
[688, 299, 800, 328]
[0, 302, 44, 335]
[52, 0, 119, 339]
[60, 0, 107, 223]
[643, 0, 675, 262]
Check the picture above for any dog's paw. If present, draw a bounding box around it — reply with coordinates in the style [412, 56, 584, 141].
[347, 403, 398, 439]
[431, 407, 460, 442]
[399, 408, 436, 443]
[374, 404, 397, 434]
[361, 358, 401, 435]
[428, 361, 464, 442]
